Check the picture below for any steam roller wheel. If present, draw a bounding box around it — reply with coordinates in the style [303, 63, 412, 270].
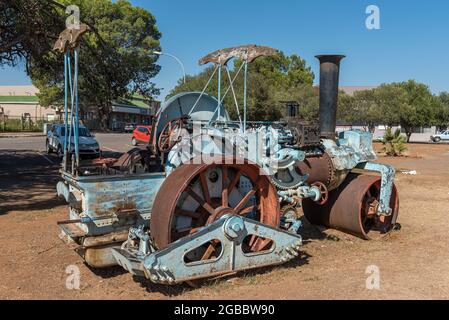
[151, 156, 280, 261]
[302, 173, 399, 240]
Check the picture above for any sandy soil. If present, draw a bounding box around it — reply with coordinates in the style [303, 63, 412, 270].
[1, 143, 448, 300]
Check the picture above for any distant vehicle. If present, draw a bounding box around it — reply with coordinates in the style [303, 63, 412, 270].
[131, 125, 152, 146]
[124, 123, 137, 133]
[376, 136, 384, 142]
[46, 124, 100, 158]
[431, 130, 449, 143]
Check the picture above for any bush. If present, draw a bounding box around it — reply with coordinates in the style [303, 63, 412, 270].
[1, 118, 43, 132]
[382, 128, 407, 156]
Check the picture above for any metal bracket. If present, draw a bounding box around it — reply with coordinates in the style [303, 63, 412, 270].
[355, 162, 395, 216]
[112, 215, 302, 284]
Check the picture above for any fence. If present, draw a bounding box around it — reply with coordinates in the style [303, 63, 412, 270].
[0, 115, 61, 132]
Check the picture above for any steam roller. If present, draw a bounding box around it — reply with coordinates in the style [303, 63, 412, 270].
[55, 35, 400, 286]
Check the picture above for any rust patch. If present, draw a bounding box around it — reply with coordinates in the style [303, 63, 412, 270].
[199, 45, 278, 66]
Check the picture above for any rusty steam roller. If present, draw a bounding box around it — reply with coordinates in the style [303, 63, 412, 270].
[54, 25, 399, 285]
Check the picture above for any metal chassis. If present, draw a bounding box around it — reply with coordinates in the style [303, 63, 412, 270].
[112, 214, 302, 284]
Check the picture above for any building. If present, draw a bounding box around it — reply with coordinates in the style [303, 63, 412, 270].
[0, 85, 160, 130]
[0, 85, 57, 119]
[339, 86, 377, 95]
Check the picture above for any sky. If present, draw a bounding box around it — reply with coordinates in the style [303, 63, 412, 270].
[1, 0, 449, 100]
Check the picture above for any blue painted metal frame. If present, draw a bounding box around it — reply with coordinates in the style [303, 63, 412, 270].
[63, 48, 80, 173]
[356, 161, 396, 216]
[61, 171, 165, 236]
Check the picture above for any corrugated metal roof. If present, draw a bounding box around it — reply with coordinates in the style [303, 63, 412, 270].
[0, 95, 39, 103]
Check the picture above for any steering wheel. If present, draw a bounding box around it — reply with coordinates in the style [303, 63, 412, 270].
[157, 118, 185, 153]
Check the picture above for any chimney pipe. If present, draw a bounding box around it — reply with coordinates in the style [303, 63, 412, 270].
[316, 55, 345, 141]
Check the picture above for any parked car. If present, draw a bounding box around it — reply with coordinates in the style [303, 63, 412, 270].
[431, 130, 449, 143]
[131, 125, 152, 146]
[46, 124, 100, 158]
[124, 123, 137, 133]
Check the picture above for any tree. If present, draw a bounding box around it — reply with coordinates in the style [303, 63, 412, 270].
[338, 89, 382, 133]
[395, 81, 436, 142]
[0, 0, 63, 67]
[168, 52, 315, 121]
[373, 81, 435, 142]
[1, 0, 162, 129]
[435, 92, 449, 131]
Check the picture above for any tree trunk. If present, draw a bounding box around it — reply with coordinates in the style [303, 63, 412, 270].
[98, 104, 111, 131]
[406, 131, 412, 143]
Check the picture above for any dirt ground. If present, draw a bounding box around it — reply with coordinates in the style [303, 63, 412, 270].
[1, 143, 448, 300]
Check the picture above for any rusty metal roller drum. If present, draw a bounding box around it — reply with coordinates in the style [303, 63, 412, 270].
[302, 173, 399, 240]
[151, 156, 280, 249]
[295, 152, 334, 188]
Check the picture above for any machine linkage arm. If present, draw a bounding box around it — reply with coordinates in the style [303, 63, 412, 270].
[112, 215, 302, 284]
[355, 162, 395, 216]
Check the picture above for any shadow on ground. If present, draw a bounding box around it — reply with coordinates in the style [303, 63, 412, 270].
[127, 249, 313, 297]
[0, 149, 124, 215]
[0, 149, 64, 215]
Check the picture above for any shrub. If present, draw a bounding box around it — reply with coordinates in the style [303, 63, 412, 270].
[382, 128, 407, 156]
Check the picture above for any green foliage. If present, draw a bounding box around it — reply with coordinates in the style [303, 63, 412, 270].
[339, 80, 439, 142]
[338, 89, 383, 132]
[381, 128, 407, 156]
[0, 118, 45, 132]
[434, 92, 449, 129]
[390, 81, 435, 142]
[1, 0, 161, 129]
[0, 0, 62, 66]
[168, 52, 315, 121]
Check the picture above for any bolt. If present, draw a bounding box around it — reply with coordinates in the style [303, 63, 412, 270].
[232, 223, 241, 232]
[150, 274, 158, 282]
[161, 265, 168, 272]
[153, 265, 160, 271]
[224, 216, 245, 239]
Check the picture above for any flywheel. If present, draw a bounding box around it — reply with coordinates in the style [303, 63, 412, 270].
[151, 156, 280, 259]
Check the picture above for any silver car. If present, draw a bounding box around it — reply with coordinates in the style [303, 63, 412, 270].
[46, 124, 100, 158]
[431, 130, 449, 143]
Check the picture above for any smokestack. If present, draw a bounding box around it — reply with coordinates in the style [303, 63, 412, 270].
[316, 55, 345, 140]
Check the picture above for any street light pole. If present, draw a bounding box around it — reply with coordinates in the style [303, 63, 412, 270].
[152, 51, 186, 84]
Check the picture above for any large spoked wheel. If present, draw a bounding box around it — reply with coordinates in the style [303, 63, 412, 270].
[151, 156, 280, 260]
[303, 174, 399, 240]
[157, 118, 184, 153]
